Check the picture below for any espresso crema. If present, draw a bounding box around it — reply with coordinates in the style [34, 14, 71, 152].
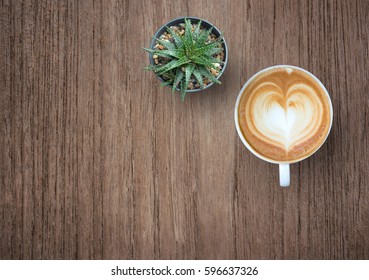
[238, 67, 332, 162]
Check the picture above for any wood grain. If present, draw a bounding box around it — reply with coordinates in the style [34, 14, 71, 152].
[1, 0, 369, 259]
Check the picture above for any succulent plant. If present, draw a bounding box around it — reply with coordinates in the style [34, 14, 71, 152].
[144, 18, 225, 101]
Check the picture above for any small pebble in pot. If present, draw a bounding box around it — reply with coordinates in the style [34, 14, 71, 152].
[210, 68, 219, 76]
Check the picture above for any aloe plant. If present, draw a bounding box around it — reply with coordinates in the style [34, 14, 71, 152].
[144, 18, 225, 101]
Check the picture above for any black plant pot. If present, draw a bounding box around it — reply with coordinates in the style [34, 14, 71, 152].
[149, 16, 228, 93]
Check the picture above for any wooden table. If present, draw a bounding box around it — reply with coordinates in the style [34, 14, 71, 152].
[1, 0, 368, 260]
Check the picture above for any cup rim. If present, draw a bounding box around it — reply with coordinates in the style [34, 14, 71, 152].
[234, 65, 333, 165]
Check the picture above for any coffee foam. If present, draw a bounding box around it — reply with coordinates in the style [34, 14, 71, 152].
[238, 67, 331, 162]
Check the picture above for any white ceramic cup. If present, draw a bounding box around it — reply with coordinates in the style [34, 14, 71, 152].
[234, 65, 333, 187]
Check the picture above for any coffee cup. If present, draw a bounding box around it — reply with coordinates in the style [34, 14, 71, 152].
[234, 65, 333, 187]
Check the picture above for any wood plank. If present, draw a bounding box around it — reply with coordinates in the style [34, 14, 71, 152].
[0, 0, 368, 259]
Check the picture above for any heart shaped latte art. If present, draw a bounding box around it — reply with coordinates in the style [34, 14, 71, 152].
[238, 68, 331, 162]
[252, 82, 322, 149]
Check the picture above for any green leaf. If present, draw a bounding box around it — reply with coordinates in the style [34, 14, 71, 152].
[198, 65, 221, 84]
[153, 37, 176, 50]
[144, 65, 156, 71]
[142, 47, 155, 53]
[180, 76, 187, 102]
[192, 68, 204, 88]
[172, 68, 184, 94]
[154, 49, 185, 59]
[160, 80, 172, 87]
[195, 27, 213, 47]
[166, 27, 183, 48]
[193, 42, 221, 56]
[193, 20, 202, 39]
[200, 54, 223, 64]
[206, 47, 224, 56]
[161, 71, 175, 80]
[184, 18, 194, 53]
[189, 55, 218, 69]
[155, 56, 191, 75]
[185, 64, 195, 89]
[143, 47, 174, 59]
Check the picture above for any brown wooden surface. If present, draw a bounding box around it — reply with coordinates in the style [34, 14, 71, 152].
[1, 0, 369, 260]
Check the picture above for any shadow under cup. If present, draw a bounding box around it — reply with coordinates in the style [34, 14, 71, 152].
[234, 65, 333, 187]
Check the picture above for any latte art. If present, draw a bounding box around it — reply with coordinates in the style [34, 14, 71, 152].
[238, 67, 332, 162]
[252, 82, 320, 149]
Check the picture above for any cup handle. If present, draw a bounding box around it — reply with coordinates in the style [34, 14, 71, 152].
[279, 164, 290, 187]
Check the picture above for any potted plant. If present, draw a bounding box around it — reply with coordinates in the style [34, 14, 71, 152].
[144, 17, 228, 101]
